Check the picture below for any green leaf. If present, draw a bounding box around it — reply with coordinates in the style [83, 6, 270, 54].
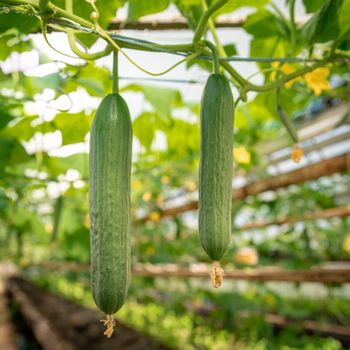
[250, 36, 286, 69]
[65, 63, 111, 96]
[4, 116, 39, 141]
[53, 111, 93, 145]
[123, 84, 183, 119]
[223, 44, 237, 56]
[30, 73, 65, 91]
[128, 0, 170, 20]
[339, 0, 350, 35]
[302, 0, 325, 13]
[244, 10, 281, 38]
[0, 13, 40, 34]
[142, 86, 182, 119]
[174, 0, 203, 31]
[43, 153, 88, 178]
[0, 137, 30, 170]
[301, 0, 343, 44]
[0, 112, 13, 130]
[214, 0, 269, 17]
[0, 30, 32, 60]
[133, 112, 157, 150]
[56, 153, 89, 178]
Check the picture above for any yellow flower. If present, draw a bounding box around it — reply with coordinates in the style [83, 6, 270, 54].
[161, 175, 170, 185]
[150, 211, 161, 223]
[156, 194, 164, 207]
[233, 146, 251, 164]
[184, 180, 197, 192]
[291, 144, 303, 163]
[304, 67, 331, 95]
[142, 191, 152, 202]
[270, 62, 300, 88]
[132, 179, 142, 190]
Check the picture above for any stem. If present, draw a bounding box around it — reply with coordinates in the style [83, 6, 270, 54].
[289, 0, 296, 53]
[67, 31, 112, 59]
[0, 0, 93, 28]
[200, 0, 227, 57]
[98, 25, 200, 76]
[331, 27, 350, 56]
[193, 0, 228, 44]
[204, 40, 220, 74]
[276, 89, 298, 143]
[112, 50, 119, 94]
[241, 60, 329, 93]
[220, 60, 250, 86]
[65, 0, 111, 60]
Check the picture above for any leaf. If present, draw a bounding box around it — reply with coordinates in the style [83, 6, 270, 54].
[142, 86, 182, 119]
[0, 137, 30, 170]
[302, 0, 325, 13]
[250, 36, 286, 69]
[0, 112, 13, 130]
[214, 0, 268, 17]
[4, 116, 39, 141]
[174, 0, 203, 31]
[223, 44, 237, 56]
[65, 63, 111, 96]
[164, 119, 199, 157]
[339, 0, 350, 35]
[0, 30, 32, 60]
[243, 10, 280, 38]
[30, 73, 65, 91]
[301, 0, 343, 44]
[175, 0, 268, 31]
[43, 153, 88, 177]
[128, 0, 170, 20]
[123, 84, 183, 119]
[133, 112, 157, 150]
[0, 13, 40, 34]
[53, 111, 93, 145]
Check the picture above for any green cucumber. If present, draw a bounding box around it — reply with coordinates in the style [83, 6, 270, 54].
[198, 73, 234, 283]
[90, 93, 132, 316]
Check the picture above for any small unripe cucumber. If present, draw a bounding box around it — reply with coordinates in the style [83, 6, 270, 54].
[89, 93, 132, 315]
[199, 74, 234, 262]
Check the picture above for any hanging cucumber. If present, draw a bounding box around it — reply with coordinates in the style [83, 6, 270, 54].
[89, 51, 132, 337]
[198, 42, 234, 288]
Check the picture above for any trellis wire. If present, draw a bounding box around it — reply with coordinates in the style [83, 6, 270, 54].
[119, 76, 205, 84]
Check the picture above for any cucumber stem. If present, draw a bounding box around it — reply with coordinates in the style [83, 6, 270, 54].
[112, 50, 119, 94]
[193, 0, 228, 44]
[204, 40, 220, 74]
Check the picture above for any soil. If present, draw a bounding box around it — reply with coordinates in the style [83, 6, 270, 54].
[6, 276, 174, 350]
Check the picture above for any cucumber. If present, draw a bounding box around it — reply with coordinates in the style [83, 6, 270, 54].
[198, 73, 234, 286]
[89, 93, 132, 317]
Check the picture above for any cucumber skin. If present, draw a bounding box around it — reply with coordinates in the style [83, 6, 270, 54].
[199, 74, 234, 261]
[89, 93, 132, 315]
